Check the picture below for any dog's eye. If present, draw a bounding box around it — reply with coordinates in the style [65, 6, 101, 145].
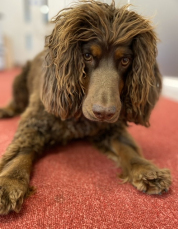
[84, 53, 93, 61]
[121, 57, 130, 66]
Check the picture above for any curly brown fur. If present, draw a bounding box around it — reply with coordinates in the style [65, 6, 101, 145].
[0, 0, 171, 215]
[42, 0, 161, 125]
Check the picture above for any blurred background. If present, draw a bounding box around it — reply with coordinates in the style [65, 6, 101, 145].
[0, 0, 177, 100]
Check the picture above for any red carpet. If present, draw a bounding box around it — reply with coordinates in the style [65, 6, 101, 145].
[0, 69, 178, 228]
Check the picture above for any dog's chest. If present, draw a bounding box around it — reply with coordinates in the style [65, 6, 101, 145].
[62, 117, 110, 141]
[49, 116, 123, 145]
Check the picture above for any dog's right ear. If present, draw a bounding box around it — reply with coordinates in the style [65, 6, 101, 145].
[40, 10, 87, 120]
[41, 1, 116, 119]
[41, 46, 85, 120]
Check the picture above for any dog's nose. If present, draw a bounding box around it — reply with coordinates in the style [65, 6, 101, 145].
[92, 104, 116, 120]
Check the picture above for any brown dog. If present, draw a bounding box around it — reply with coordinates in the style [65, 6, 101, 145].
[0, 0, 171, 214]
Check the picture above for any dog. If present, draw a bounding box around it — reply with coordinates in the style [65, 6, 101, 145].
[0, 0, 171, 214]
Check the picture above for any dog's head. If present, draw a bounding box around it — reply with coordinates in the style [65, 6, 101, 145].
[41, 0, 162, 126]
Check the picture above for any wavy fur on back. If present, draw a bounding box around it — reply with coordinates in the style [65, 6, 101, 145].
[42, 0, 162, 126]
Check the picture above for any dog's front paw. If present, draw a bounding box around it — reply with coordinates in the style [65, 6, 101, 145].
[130, 163, 172, 195]
[0, 176, 28, 215]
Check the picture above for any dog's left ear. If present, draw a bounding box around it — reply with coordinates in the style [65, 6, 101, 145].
[41, 13, 86, 120]
[121, 30, 162, 127]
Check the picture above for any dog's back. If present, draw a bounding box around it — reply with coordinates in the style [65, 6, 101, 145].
[0, 50, 46, 118]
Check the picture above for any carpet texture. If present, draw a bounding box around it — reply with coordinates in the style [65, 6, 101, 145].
[0, 69, 178, 228]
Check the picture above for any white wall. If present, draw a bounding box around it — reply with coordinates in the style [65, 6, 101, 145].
[128, 0, 178, 77]
[0, 0, 25, 65]
[0, 0, 50, 65]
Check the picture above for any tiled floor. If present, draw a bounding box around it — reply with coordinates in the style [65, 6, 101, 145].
[162, 76, 178, 102]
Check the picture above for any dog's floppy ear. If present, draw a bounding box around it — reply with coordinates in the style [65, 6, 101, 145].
[121, 26, 162, 127]
[41, 10, 86, 120]
[41, 1, 116, 120]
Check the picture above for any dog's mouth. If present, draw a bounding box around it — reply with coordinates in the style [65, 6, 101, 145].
[83, 108, 120, 123]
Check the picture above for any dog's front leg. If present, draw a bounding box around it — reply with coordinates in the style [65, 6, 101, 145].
[111, 138, 172, 194]
[0, 106, 54, 214]
[95, 129, 172, 195]
[0, 151, 34, 214]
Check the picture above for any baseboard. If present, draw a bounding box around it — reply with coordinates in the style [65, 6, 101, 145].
[162, 76, 178, 101]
